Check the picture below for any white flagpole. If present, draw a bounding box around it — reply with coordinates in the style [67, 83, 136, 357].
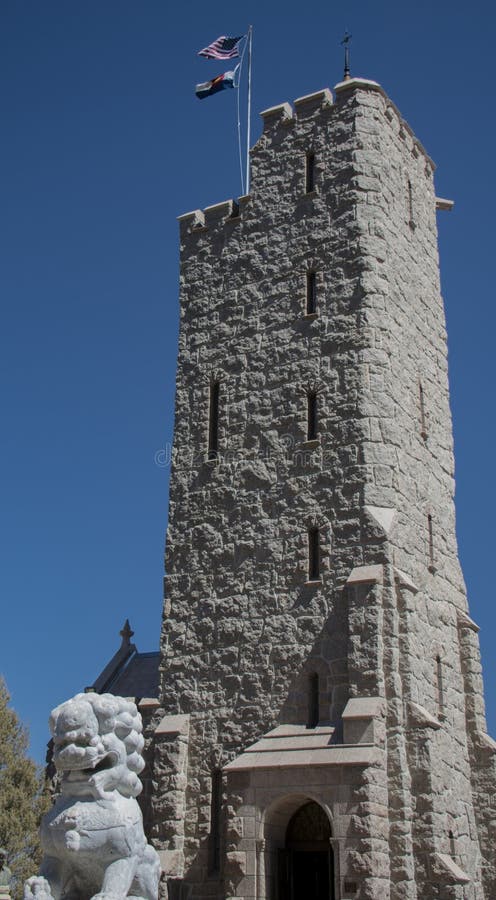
[235, 61, 244, 194]
[246, 25, 253, 194]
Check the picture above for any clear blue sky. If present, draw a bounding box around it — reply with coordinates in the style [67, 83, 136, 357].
[1, 0, 494, 762]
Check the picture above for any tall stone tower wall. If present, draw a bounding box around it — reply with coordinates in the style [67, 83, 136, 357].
[154, 78, 496, 900]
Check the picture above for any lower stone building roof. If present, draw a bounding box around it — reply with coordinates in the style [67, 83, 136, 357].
[103, 650, 160, 698]
[224, 724, 379, 771]
[87, 620, 160, 699]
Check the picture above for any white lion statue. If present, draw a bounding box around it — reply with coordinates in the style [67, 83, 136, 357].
[24, 692, 161, 900]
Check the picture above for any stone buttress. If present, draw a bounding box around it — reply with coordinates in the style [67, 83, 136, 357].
[152, 79, 496, 900]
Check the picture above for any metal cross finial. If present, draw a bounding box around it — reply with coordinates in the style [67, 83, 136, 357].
[341, 31, 352, 81]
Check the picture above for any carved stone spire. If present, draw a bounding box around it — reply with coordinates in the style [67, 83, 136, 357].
[120, 619, 134, 647]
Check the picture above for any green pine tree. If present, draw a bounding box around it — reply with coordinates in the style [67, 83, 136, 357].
[0, 677, 50, 899]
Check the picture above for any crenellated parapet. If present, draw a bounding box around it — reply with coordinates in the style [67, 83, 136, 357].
[178, 79, 442, 251]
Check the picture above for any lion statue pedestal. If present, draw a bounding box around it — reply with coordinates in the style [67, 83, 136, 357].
[24, 693, 161, 900]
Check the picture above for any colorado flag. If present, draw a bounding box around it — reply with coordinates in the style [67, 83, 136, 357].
[195, 70, 236, 100]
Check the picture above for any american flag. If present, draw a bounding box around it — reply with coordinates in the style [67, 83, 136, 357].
[198, 35, 244, 60]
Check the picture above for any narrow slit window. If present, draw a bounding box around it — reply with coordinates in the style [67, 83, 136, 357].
[308, 527, 320, 581]
[449, 830, 456, 859]
[306, 272, 317, 315]
[307, 392, 318, 441]
[408, 179, 415, 229]
[208, 381, 220, 460]
[209, 769, 222, 873]
[436, 655, 445, 718]
[307, 673, 319, 728]
[305, 152, 315, 193]
[419, 382, 427, 439]
[427, 514, 435, 569]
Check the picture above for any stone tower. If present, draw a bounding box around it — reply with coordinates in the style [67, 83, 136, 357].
[153, 77, 496, 900]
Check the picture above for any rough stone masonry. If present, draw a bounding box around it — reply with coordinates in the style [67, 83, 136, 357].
[150, 77, 496, 899]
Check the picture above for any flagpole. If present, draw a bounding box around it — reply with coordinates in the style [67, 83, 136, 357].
[246, 25, 253, 194]
[235, 61, 244, 194]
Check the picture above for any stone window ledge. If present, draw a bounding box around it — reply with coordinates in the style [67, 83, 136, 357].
[303, 312, 319, 321]
[301, 438, 320, 449]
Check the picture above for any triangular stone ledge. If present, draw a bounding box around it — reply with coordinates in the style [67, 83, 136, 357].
[431, 853, 471, 885]
[475, 732, 496, 752]
[364, 505, 396, 535]
[394, 568, 419, 593]
[408, 702, 441, 730]
[457, 612, 480, 633]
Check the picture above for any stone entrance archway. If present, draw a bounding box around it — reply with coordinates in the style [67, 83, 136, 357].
[261, 795, 335, 900]
[279, 801, 335, 900]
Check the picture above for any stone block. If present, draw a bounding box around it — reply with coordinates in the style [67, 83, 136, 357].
[346, 565, 384, 586]
[155, 714, 190, 737]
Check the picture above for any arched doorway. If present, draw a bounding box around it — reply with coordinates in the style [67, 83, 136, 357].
[277, 801, 335, 899]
